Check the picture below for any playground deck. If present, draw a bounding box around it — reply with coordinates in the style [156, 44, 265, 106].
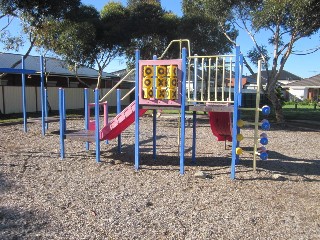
[27, 116, 60, 123]
[65, 130, 95, 142]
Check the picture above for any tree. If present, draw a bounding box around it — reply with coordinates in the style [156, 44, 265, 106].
[127, 0, 160, 7]
[34, 5, 100, 87]
[36, 2, 132, 88]
[182, 0, 320, 123]
[179, 15, 236, 56]
[124, 2, 178, 66]
[0, 0, 80, 68]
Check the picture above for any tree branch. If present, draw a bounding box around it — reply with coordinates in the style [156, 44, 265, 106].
[0, 15, 15, 32]
[219, 23, 256, 75]
[0, 38, 36, 79]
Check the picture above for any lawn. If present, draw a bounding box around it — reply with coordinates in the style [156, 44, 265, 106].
[282, 104, 320, 122]
[1, 104, 319, 124]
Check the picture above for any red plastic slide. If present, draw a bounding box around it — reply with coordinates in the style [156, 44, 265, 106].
[208, 112, 232, 142]
[100, 101, 148, 140]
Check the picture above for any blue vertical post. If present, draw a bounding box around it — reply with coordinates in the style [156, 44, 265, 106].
[231, 46, 241, 180]
[239, 53, 244, 105]
[94, 89, 100, 163]
[191, 111, 197, 163]
[134, 50, 140, 170]
[44, 88, 48, 130]
[84, 88, 89, 150]
[117, 89, 121, 154]
[40, 56, 45, 136]
[179, 48, 187, 175]
[62, 88, 66, 132]
[59, 88, 65, 159]
[152, 54, 157, 160]
[21, 56, 27, 132]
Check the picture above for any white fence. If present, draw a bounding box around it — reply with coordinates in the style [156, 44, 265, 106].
[0, 86, 131, 114]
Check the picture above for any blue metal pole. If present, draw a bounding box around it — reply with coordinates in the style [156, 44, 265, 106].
[152, 54, 157, 160]
[134, 50, 140, 170]
[21, 56, 27, 132]
[59, 88, 65, 159]
[117, 89, 121, 154]
[239, 53, 244, 105]
[231, 46, 241, 179]
[95, 89, 100, 163]
[84, 88, 89, 150]
[180, 48, 187, 175]
[191, 111, 196, 163]
[44, 88, 48, 130]
[62, 88, 66, 133]
[40, 56, 45, 136]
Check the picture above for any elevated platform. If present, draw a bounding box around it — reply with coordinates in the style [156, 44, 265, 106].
[65, 130, 95, 142]
[141, 103, 234, 113]
[28, 116, 60, 123]
[188, 104, 234, 113]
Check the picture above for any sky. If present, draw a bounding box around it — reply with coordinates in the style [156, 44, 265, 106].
[1, 0, 319, 78]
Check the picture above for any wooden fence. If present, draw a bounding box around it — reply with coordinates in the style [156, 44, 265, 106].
[0, 86, 131, 114]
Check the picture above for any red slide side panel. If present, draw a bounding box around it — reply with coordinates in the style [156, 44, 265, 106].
[100, 101, 147, 141]
[208, 112, 232, 142]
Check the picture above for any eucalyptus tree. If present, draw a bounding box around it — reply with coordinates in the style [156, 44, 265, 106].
[183, 0, 320, 123]
[124, 1, 179, 66]
[0, 0, 80, 61]
[36, 2, 132, 88]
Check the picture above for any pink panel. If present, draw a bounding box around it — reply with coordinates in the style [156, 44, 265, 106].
[139, 59, 182, 106]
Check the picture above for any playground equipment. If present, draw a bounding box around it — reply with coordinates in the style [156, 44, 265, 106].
[59, 39, 271, 179]
[0, 55, 57, 135]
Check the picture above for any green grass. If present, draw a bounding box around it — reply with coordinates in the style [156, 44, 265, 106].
[282, 104, 320, 122]
[1, 105, 319, 124]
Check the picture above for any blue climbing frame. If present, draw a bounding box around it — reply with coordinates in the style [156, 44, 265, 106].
[133, 46, 244, 179]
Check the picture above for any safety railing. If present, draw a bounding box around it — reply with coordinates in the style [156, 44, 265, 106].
[99, 69, 135, 102]
[186, 54, 239, 104]
[99, 39, 242, 107]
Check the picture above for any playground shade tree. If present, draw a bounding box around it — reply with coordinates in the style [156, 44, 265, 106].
[124, 2, 180, 67]
[34, 2, 132, 89]
[0, 0, 81, 65]
[182, 0, 320, 123]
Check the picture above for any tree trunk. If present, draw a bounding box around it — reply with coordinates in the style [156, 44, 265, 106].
[267, 89, 284, 123]
[96, 72, 102, 89]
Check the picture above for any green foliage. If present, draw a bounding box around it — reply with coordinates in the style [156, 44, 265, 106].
[35, 5, 100, 68]
[127, 0, 160, 8]
[179, 15, 235, 56]
[181, 0, 238, 55]
[0, 0, 81, 60]
[124, 2, 179, 66]
[0, 0, 81, 27]
[252, 0, 320, 37]
[247, 45, 270, 68]
[100, 2, 131, 48]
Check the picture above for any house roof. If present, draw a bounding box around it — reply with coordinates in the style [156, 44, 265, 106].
[110, 68, 136, 82]
[249, 70, 301, 84]
[0, 52, 117, 80]
[285, 74, 320, 87]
